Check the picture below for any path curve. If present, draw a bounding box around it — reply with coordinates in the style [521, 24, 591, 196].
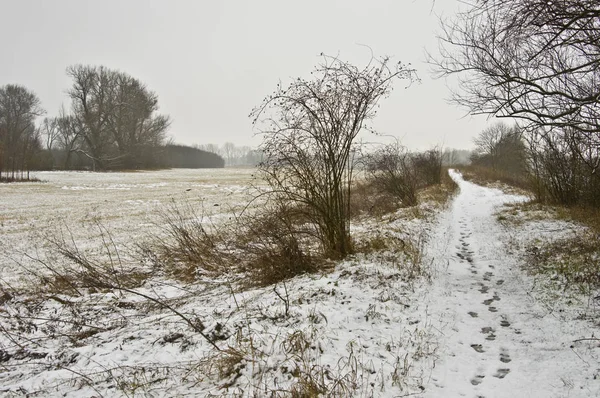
[422, 170, 599, 398]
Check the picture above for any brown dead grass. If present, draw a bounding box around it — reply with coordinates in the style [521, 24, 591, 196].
[497, 200, 600, 293]
[419, 168, 458, 206]
[556, 206, 600, 234]
[524, 230, 600, 292]
[350, 180, 402, 218]
[456, 165, 531, 195]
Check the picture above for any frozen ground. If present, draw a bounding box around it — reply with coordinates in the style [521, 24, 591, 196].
[0, 169, 598, 397]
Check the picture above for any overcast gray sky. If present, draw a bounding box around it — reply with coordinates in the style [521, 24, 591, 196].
[1, 0, 491, 150]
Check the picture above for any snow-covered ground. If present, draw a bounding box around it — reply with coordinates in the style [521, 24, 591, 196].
[0, 169, 258, 285]
[422, 170, 600, 397]
[0, 169, 598, 397]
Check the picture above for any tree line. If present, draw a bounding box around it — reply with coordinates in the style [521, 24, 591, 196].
[0, 65, 224, 180]
[0, 85, 44, 180]
[195, 142, 263, 167]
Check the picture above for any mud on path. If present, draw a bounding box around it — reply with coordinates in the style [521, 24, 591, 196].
[421, 170, 599, 398]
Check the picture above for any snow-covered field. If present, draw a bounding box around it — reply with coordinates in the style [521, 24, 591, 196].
[0, 169, 598, 397]
[0, 169, 258, 285]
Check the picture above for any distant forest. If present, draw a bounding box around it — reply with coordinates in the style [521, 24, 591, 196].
[31, 143, 226, 171]
[0, 66, 226, 180]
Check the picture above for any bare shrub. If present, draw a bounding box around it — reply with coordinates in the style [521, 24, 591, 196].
[251, 53, 416, 259]
[361, 144, 445, 215]
[152, 198, 321, 287]
[364, 142, 419, 208]
[412, 147, 442, 188]
[527, 129, 600, 207]
[349, 180, 403, 217]
[237, 203, 320, 287]
[154, 199, 235, 281]
[418, 167, 459, 206]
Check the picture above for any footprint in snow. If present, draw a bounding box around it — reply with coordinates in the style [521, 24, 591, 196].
[471, 374, 485, 385]
[496, 279, 505, 286]
[482, 326, 497, 341]
[471, 344, 485, 353]
[468, 311, 478, 318]
[483, 272, 493, 281]
[488, 306, 498, 313]
[500, 317, 511, 327]
[479, 286, 490, 294]
[483, 298, 494, 306]
[500, 350, 512, 363]
[494, 368, 510, 379]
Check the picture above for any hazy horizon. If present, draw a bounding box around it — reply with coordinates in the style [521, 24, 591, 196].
[1, 0, 494, 151]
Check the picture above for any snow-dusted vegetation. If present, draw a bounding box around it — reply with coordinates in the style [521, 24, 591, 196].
[0, 168, 445, 396]
[1, 1, 599, 395]
[0, 169, 598, 397]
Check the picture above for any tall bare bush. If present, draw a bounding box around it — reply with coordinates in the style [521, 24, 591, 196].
[364, 142, 419, 207]
[251, 54, 416, 258]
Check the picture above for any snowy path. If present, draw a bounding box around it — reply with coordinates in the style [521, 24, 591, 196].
[422, 170, 599, 398]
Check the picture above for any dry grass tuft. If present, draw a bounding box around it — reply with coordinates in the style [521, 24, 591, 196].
[154, 199, 321, 287]
[556, 206, 600, 234]
[350, 180, 403, 218]
[497, 201, 600, 293]
[524, 230, 600, 293]
[354, 231, 427, 282]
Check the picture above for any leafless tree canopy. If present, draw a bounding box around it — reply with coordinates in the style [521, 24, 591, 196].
[251, 54, 416, 258]
[471, 123, 526, 174]
[431, 0, 600, 140]
[65, 65, 171, 170]
[0, 84, 45, 179]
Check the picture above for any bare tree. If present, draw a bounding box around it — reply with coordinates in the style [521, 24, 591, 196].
[0, 84, 45, 180]
[472, 123, 514, 169]
[471, 123, 527, 175]
[55, 109, 84, 169]
[197, 143, 221, 156]
[66, 65, 170, 170]
[222, 142, 236, 166]
[251, 54, 416, 258]
[430, 0, 600, 150]
[105, 71, 170, 168]
[40, 117, 59, 152]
